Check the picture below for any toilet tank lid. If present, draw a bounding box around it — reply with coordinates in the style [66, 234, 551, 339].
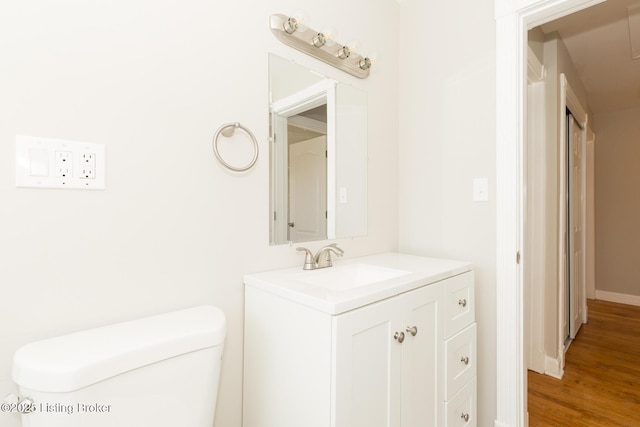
[12, 305, 226, 393]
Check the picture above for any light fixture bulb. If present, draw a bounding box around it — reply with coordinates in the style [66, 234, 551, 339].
[313, 33, 327, 47]
[283, 17, 299, 34]
[338, 40, 360, 59]
[358, 57, 372, 70]
[290, 10, 309, 32]
[346, 40, 360, 53]
[359, 51, 377, 70]
[321, 27, 337, 46]
[337, 46, 350, 59]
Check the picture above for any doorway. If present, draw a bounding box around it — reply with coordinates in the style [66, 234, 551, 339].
[495, 0, 605, 425]
[524, 57, 590, 379]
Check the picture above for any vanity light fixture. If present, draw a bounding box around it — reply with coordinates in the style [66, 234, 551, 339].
[270, 13, 372, 79]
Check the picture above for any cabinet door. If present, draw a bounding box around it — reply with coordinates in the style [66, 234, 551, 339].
[401, 284, 443, 427]
[333, 297, 403, 427]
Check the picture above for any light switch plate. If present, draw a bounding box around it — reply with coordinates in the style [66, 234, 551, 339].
[473, 177, 489, 202]
[339, 187, 348, 204]
[16, 135, 105, 190]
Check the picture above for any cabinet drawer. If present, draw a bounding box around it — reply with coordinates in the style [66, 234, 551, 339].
[444, 272, 475, 338]
[445, 377, 476, 427]
[444, 323, 476, 400]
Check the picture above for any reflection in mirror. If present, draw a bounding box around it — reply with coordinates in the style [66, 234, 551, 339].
[269, 54, 367, 245]
[288, 104, 327, 242]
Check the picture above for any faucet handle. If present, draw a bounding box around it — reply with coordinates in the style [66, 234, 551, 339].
[296, 247, 316, 270]
[327, 243, 344, 255]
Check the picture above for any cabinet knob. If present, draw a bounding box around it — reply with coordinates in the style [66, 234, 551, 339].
[393, 331, 405, 343]
[406, 325, 418, 336]
[458, 298, 467, 308]
[460, 356, 470, 365]
[461, 412, 470, 422]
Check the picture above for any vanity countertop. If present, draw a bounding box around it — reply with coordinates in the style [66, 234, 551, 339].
[243, 252, 472, 314]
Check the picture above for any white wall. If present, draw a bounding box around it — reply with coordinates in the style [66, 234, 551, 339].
[593, 106, 640, 298]
[0, 1, 399, 426]
[397, 1, 497, 426]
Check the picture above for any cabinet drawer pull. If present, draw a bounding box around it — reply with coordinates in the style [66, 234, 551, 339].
[406, 325, 418, 336]
[458, 298, 467, 307]
[460, 356, 470, 365]
[461, 412, 470, 422]
[393, 331, 405, 343]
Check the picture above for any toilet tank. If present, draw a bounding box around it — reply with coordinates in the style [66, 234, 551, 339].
[12, 305, 226, 427]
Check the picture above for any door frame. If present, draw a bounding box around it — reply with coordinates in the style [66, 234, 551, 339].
[525, 46, 546, 375]
[557, 73, 588, 374]
[494, 0, 604, 425]
[270, 79, 336, 243]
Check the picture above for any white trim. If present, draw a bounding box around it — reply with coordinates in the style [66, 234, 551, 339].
[585, 128, 596, 300]
[325, 84, 337, 239]
[287, 116, 327, 134]
[558, 74, 588, 366]
[525, 76, 547, 374]
[580, 123, 588, 325]
[557, 77, 568, 373]
[527, 47, 545, 82]
[596, 290, 640, 307]
[495, 1, 606, 426]
[496, 12, 525, 426]
[544, 355, 563, 379]
[562, 74, 587, 128]
[271, 80, 334, 115]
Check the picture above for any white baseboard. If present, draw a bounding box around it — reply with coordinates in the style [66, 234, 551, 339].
[544, 355, 563, 379]
[595, 290, 640, 307]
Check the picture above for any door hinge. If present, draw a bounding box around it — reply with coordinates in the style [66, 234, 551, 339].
[516, 251, 521, 264]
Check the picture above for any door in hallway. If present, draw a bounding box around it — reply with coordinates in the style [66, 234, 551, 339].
[567, 113, 585, 340]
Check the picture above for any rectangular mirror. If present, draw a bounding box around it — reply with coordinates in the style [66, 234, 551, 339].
[269, 54, 367, 245]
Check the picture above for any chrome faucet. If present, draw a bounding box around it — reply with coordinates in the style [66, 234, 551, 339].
[296, 244, 344, 270]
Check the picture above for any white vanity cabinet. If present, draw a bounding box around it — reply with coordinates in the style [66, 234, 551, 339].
[333, 283, 442, 427]
[243, 253, 475, 427]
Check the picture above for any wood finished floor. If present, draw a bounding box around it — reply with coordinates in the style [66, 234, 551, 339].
[528, 299, 640, 426]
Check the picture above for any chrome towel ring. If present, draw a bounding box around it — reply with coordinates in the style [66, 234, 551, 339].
[212, 122, 259, 172]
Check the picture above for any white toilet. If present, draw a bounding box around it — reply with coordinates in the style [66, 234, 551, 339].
[12, 305, 226, 427]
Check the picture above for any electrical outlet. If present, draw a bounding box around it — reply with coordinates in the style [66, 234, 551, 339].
[80, 153, 96, 179]
[55, 151, 73, 178]
[16, 135, 105, 190]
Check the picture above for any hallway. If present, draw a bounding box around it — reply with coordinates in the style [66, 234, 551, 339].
[528, 299, 640, 426]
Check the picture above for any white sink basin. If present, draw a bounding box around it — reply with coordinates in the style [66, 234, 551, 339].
[293, 263, 411, 291]
[245, 252, 473, 314]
